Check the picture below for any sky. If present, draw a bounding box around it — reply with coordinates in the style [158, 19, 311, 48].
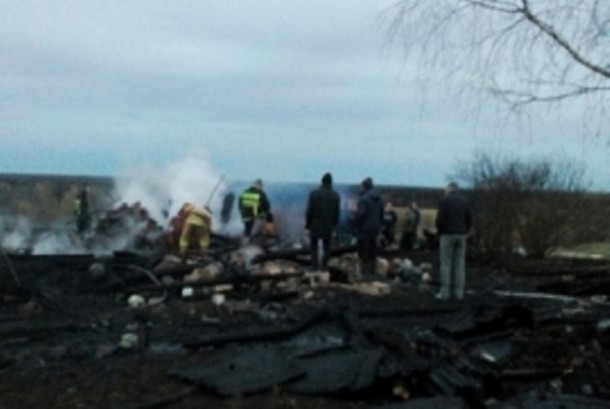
[1, 0, 608, 190]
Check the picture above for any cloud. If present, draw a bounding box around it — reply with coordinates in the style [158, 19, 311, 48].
[0, 0, 607, 190]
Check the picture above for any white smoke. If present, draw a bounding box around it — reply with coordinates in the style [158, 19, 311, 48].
[32, 230, 86, 255]
[113, 150, 229, 229]
[1, 216, 33, 251]
[0, 151, 235, 256]
[241, 245, 264, 269]
[0, 215, 87, 255]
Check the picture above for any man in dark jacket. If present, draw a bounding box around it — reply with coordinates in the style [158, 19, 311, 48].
[220, 191, 235, 228]
[400, 201, 421, 251]
[305, 173, 341, 270]
[380, 200, 397, 248]
[239, 179, 271, 238]
[435, 182, 472, 300]
[352, 177, 384, 277]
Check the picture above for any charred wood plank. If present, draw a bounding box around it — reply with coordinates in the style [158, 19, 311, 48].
[358, 306, 460, 318]
[428, 364, 483, 398]
[179, 290, 300, 304]
[454, 329, 516, 349]
[377, 348, 430, 379]
[288, 349, 383, 394]
[371, 330, 430, 377]
[1, 248, 20, 287]
[170, 344, 304, 396]
[252, 244, 357, 264]
[530, 305, 564, 325]
[126, 272, 304, 293]
[183, 307, 327, 348]
[415, 330, 460, 358]
[376, 397, 467, 408]
[493, 290, 598, 306]
[245, 291, 300, 304]
[500, 368, 563, 381]
[135, 386, 199, 409]
[252, 247, 310, 263]
[428, 367, 457, 395]
[509, 393, 610, 409]
[509, 263, 610, 278]
[0, 322, 94, 337]
[8, 254, 96, 266]
[453, 354, 495, 377]
[538, 279, 610, 296]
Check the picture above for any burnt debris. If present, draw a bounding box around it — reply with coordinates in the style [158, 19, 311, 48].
[0, 228, 609, 408]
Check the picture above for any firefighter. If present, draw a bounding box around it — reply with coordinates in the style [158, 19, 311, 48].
[178, 203, 212, 258]
[238, 179, 271, 238]
[74, 185, 90, 234]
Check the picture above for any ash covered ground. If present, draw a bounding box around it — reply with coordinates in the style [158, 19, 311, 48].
[0, 243, 609, 409]
[0, 165, 609, 408]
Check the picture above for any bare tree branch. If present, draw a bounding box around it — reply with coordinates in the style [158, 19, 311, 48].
[519, 0, 610, 78]
[494, 83, 610, 107]
[385, 0, 610, 121]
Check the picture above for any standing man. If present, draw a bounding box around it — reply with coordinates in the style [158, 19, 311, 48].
[380, 200, 397, 248]
[239, 179, 271, 238]
[220, 191, 235, 230]
[435, 182, 472, 301]
[74, 184, 90, 234]
[305, 173, 340, 271]
[352, 177, 384, 277]
[401, 201, 421, 251]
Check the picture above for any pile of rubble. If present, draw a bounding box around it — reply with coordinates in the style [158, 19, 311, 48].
[0, 237, 609, 408]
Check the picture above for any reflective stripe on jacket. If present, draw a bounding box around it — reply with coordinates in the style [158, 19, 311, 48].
[185, 212, 209, 227]
[239, 191, 261, 221]
[74, 199, 82, 216]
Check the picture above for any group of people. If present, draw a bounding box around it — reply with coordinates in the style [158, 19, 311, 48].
[379, 200, 421, 252]
[302, 174, 400, 275]
[303, 174, 472, 301]
[235, 174, 385, 275]
[157, 173, 473, 302]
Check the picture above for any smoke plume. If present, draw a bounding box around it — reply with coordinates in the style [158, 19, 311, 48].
[113, 150, 229, 227]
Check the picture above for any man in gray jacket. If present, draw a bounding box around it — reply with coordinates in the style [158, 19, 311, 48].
[435, 182, 472, 300]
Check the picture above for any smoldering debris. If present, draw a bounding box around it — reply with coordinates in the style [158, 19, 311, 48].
[0, 239, 609, 408]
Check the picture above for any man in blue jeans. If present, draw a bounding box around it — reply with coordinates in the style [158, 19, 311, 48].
[435, 182, 472, 300]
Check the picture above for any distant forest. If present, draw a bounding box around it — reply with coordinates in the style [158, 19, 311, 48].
[0, 174, 114, 225]
[0, 173, 444, 225]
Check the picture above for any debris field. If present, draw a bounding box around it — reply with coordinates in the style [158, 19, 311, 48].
[0, 219, 610, 408]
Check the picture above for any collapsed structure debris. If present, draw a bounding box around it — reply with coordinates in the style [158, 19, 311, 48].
[0, 201, 609, 408]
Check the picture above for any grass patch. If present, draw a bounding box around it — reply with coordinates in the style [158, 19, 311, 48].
[552, 242, 610, 259]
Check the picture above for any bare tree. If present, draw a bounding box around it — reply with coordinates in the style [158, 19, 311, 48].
[455, 150, 596, 259]
[385, 0, 610, 124]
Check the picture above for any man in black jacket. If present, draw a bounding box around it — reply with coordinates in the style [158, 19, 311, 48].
[305, 173, 340, 270]
[380, 200, 397, 248]
[400, 201, 421, 251]
[352, 177, 384, 277]
[435, 182, 472, 300]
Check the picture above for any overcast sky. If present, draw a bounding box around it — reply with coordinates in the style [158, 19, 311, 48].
[1, 0, 608, 189]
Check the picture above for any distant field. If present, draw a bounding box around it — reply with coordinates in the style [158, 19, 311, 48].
[394, 206, 437, 235]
